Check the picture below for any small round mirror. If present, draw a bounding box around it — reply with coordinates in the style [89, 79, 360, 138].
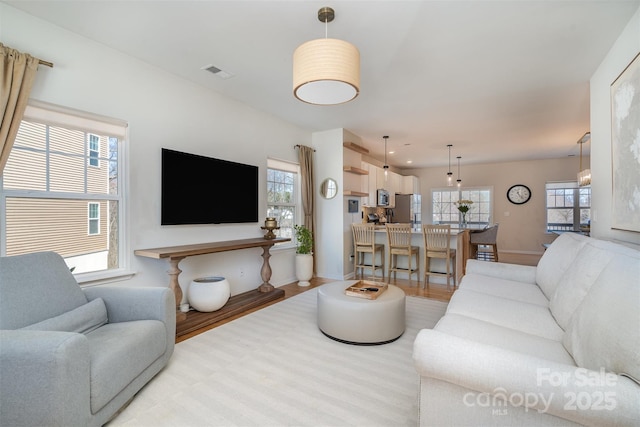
[320, 178, 338, 199]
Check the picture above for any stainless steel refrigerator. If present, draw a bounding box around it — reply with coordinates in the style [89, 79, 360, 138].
[393, 194, 422, 226]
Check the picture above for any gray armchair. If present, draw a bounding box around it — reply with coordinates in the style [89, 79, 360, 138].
[0, 251, 175, 426]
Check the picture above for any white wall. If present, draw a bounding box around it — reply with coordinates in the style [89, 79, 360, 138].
[590, 5, 640, 246]
[312, 129, 344, 280]
[1, 4, 312, 299]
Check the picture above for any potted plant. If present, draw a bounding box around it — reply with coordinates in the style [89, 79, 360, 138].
[294, 224, 313, 287]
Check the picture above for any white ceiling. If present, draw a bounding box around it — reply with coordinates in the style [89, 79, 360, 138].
[6, 0, 639, 168]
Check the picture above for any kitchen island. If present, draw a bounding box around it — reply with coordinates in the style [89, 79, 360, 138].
[360, 225, 470, 285]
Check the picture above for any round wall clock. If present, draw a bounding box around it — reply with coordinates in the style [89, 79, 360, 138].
[507, 184, 532, 205]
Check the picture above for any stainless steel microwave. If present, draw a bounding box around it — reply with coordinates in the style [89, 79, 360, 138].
[377, 189, 390, 206]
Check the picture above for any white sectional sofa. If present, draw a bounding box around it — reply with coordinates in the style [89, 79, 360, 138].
[413, 233, 640, 426]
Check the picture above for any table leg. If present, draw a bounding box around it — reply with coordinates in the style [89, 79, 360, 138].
[258, 244, 275, 293]
[167, 257, 185, 309]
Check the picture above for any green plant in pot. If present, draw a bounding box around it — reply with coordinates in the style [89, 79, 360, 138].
[294, 224, 313, 286]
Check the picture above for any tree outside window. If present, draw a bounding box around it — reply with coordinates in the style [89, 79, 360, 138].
[546, 182, 590, 232]
[432, 187, 492, 227]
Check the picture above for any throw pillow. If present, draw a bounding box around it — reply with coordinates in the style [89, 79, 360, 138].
[21, 297, 108, 334]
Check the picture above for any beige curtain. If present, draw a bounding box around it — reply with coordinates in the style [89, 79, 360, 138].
[0, 43, 39, 174]
[297, 145, 316, 271]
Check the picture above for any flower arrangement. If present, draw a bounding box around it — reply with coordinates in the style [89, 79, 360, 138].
[455, 199, 474, 213]
[455, 199, 473, 227]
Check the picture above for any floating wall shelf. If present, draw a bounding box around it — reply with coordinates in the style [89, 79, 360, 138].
[343, 166, 369, 175]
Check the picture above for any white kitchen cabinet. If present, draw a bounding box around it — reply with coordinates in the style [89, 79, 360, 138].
[401, 175, 420, 194]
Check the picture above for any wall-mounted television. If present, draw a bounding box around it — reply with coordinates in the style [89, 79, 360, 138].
[161, 148, 259, 225]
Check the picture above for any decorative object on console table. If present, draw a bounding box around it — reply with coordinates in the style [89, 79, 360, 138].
[455, 199, 473, 228]
[188, 276, 231, 312]
[261, 217, 280, 239]
[294, 224, 314, 287]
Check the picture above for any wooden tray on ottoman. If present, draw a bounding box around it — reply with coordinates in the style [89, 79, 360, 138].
[345, 280, 388, 300]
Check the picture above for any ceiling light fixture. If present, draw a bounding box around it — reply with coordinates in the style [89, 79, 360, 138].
[456, 156, 462, 188]
[383, 135, 389, 180]
[293, 7, 360, 105]
[577, 132, 591, 187]
[446, 144, 453, 187]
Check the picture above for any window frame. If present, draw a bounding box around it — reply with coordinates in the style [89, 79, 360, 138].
[0, 100, 129, 283]
[431, 186, 493, 228]
[266, 158, 300, 248]
[545, 181, 590, 232]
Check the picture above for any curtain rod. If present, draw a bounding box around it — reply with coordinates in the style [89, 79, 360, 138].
[38, 58, 53, 68]
[294, 144, 316, 152]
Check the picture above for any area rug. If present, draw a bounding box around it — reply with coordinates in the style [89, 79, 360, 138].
[108, 286, 447, 426]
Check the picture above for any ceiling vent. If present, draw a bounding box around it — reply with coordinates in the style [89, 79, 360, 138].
[201, 64, 234, 79]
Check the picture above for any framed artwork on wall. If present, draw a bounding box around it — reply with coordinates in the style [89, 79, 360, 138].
[611, 51, 640, 233]
[348, 199, 359, 213]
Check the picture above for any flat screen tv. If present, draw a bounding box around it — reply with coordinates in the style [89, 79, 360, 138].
[161, 148, 259, 225]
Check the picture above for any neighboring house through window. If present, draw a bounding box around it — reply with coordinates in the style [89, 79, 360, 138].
[88, 133, 100, 167]
[0, 101, 127, 277]
[266, 158, 300, 242]
[88, 202, 100, 235]
[546, 182, 590, 232]
[432, 187, 493, 227]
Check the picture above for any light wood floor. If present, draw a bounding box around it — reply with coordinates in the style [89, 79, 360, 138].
[177, 276, 456, 343]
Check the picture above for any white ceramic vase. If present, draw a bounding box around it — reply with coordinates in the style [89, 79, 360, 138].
[187, 276, 231, 312]
[295, 254, 313, 287]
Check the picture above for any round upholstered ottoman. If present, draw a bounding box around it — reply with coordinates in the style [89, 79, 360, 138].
[317, 281, 406, 345]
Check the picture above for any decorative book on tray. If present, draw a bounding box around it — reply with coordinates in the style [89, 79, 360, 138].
[345, 280, 388, 300]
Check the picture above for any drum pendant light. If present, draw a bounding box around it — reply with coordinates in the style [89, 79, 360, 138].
[456, 156, 462, 187]
[293, 7, 360, 105]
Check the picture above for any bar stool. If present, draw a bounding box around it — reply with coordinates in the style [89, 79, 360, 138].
[386, 223, 420, 283]
[469, 224, 499, 262]
[423, 224, 456, 288]
[352, 223, 384, 279]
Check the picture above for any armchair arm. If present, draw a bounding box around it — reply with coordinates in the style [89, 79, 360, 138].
[0, 330, 91, 427]
[465, 259, 537, 284]
[83, 286, 176, 352]
[413, 329, 640, 426]
[83, 286, 175, 324]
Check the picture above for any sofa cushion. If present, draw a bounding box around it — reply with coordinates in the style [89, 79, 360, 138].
[0, 251, 88, 329]
[562, 254, 640, 383]
[86, 320, 167, 413]
[536, 233, 588, 299]
[434, 313, 575, 365]
[446, 289, 564, 340]
[21, 297, 108, 335]
[549, 243, 616, 329]
[459, 273, 549, 306]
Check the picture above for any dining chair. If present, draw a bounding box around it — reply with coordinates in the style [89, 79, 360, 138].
[386, 223, 420, 283]
[469, 223, 499, 262]
[423, 224, 456, 288]
[352, 223, 385, 279]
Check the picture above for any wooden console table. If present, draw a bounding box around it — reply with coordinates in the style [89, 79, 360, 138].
[135, 237, 290, 314]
